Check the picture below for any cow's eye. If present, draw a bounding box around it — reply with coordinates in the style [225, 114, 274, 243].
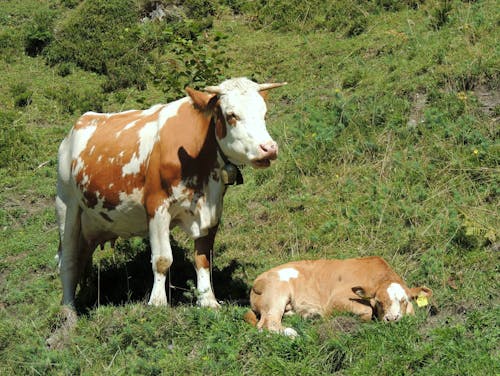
[226, 113, 239, 125]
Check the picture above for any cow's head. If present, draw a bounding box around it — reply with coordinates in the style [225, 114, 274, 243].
[352, 283, 432, 322]
[187, 77, 286, 168]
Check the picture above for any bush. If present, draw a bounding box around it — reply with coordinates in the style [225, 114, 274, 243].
[46, 0, 224, 92]
[10, 82, 33, 108]
[24, 8, 56, 56]
[46, 0, 142, 89]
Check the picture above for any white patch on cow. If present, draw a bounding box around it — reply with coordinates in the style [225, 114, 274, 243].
[124, 120, 139, 130]
[71, 125, 97, 175]
[385, 282, 409, 321]
[80, 174, 89, 187]
[142, 104, 164, 116]
[119, 151, 125, 158]
[108, 183, 114, 189]
[118, 188, 144, 204]
[116, 120, 139, 138]
[122, 121, 158, 176]
[197, 268, 211, 294]
[97, 155, 103, 163]
[278, 268, 299, 282]
[196, 267, 219, 308]
[168, 169, 224, 239]
[148, 204, 172, 306]
[89, 145, 96, 155]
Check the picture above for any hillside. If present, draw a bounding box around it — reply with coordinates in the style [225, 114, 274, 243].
[0, 0, 498, 374]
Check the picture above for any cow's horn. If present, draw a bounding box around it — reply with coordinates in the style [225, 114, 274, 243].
[204, 85, 223, 94]
[258, 82, 287, 91]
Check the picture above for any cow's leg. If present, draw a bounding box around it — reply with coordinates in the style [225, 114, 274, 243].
[59, 204, 83, 308]
[194, 225, 220, 308]
[47, 203, 83, 349]
[347, 299, 374, 321]
[148, 206, 172, 306]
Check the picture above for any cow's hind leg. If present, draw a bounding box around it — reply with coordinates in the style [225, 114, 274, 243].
[148, 206, 172, 306]
[254, 282, 297, 337]
[194, 226, 220, 308]
[48, 204, 84, 349]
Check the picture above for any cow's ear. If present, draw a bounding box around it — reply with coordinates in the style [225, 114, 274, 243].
[352, 286, 373, 300]
[186, 87, 215, 111]
[409, 286, 433, 300]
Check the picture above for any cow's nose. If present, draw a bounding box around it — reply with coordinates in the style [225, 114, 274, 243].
[259, 141, 278, 160]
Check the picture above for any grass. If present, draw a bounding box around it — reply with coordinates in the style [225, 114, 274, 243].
[1, 0, 499, 374]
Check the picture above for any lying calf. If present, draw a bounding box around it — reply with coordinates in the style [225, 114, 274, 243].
[244, 256, 432, 337]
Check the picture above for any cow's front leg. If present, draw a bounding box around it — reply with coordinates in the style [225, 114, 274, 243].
[194, 226, 220, 308]
[148, 205, 173, 306]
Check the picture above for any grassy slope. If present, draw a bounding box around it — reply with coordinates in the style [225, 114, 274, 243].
[0, 1, 499, 374]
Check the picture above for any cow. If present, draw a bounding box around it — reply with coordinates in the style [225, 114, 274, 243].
[244, 256, 432, 337]
[54, 77, 286, 315]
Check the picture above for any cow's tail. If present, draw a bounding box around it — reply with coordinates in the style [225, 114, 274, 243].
[243, 310, 258, 327]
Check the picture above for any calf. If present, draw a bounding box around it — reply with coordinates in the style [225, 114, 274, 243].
[245, 256, 432, 337]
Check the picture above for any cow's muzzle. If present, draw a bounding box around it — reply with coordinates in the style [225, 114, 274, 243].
[252, 141, 278, 168]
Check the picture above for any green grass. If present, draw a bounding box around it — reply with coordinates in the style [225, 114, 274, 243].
[1, 0, 499, 374]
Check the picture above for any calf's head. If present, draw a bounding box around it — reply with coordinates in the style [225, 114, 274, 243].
[187, 77, 286, 168]
[353, 283, 432, 322]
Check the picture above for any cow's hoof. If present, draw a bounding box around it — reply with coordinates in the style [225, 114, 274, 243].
[46, 306, 77, 350]
[197, 295, 221, 309]
[148, 293, 168, 306]
[283, 327, 298, 338]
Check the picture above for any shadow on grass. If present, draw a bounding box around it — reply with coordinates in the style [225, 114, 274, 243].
[75, 239, 251, 314]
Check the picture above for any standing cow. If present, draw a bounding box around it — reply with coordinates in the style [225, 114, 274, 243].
[55, 77, 286, 314]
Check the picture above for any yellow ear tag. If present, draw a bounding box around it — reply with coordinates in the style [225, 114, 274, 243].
[416, 295, 429, 308]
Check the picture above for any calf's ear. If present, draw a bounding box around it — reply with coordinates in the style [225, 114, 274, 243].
[352, 286, 374, 300]
[409, 286, 433, 299]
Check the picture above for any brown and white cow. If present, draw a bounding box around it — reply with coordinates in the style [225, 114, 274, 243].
[245, 256, 432, 337]
[55, 77, 286, 312]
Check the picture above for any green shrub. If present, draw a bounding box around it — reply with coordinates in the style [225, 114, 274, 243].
[24, 8, 56, 56]
[10, 82, 33, 108]
[46, 0, 141, 89]
[46, 0, 223, 92]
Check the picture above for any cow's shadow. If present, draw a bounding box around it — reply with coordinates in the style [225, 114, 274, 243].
[75, 238, 251, 314]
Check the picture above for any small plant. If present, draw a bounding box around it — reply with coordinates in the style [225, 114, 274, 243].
[10, 82, 33, 108]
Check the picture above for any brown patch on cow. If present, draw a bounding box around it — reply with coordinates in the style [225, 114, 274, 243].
[100, 212, 113, 222]
[156, 256, 170, 275]
[72, 107, 163, 210]
[83, 190, 98, 209]
[158, 101, 219, 193]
